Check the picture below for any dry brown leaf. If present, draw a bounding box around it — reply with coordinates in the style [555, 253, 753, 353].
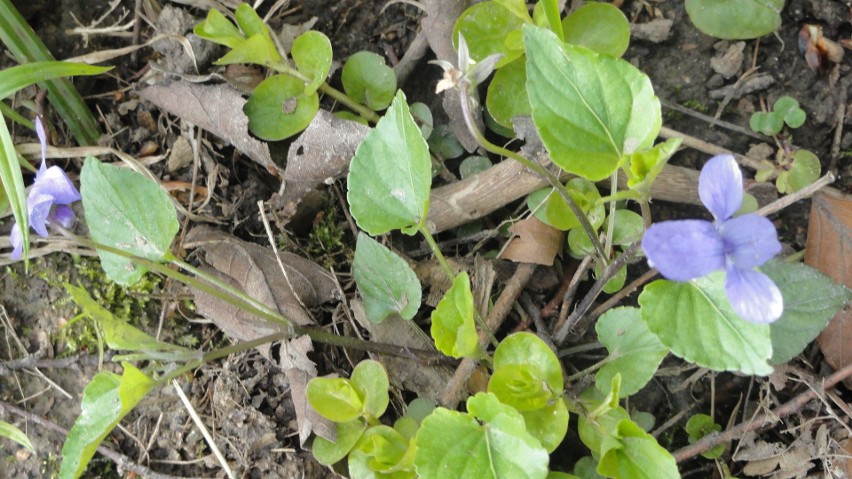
[184, 226, 339, 445]
[502, 216, 564, 265]
[805, 189, 852, 383]
[138, 82, 278, 176]
[841, 437, 852, 478]
[272, 110, 370, 225]
[351, 299, 453, 403]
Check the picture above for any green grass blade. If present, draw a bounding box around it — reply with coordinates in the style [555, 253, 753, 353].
[0, 113, 29, 260]
[0, 0, 107, 145]
[0, 62, 111, 101]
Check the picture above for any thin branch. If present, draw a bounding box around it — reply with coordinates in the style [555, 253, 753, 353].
[672, 361, 852, 462]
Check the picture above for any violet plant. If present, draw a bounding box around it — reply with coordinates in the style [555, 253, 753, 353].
[9, 118, 81, 259]
[642, 154, 783, 324]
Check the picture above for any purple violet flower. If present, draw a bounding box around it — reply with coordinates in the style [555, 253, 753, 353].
[9, 118, 81, 259]
[642, 154, 783, 323]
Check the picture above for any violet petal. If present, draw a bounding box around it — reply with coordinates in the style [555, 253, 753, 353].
[27, 193, 54, 237]
[10, 223, 23, 260]
[725, 266, 783, 323]
[699, 154, 742, 222]
[642, 219, 726, 281]
[35, 117, 46, 163]
[718, 214, 782, 269]
[51, 205, 76, 228]
[32, 165, 81, 204]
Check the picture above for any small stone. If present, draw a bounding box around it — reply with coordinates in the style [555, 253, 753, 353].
[711, 42, 745, 79]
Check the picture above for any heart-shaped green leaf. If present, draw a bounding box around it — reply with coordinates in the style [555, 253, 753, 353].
[306, 377, 364, 423]
[639, 273, 773, 376]
[312, 419, 367, 465]
[493, 332, 563, 393]
[80, 157, 179, 286]
[520, 398, 569, 453]
[595, 307, 668, 397]
[341, 51, 397, 111]
[352, 233, 422, 323]
[454, 1, 526, 67]
[486, 57, 530, 128]
[350, 359, 390, 419]
[525, 25, 661, 181]
[562, 2, 630, 57]
[347, 91, 431, 235]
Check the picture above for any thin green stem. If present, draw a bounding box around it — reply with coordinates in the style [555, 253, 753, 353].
[456, 87, 608, 264]
[604, 173, 617, 257]
[419, 225, 455, 280]
[566, 356, 611, 383]
[268, 62, 380, 123]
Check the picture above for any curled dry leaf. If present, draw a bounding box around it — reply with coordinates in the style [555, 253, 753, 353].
[805, 189, 852, 384]
[272, 110, 370, 225]
[138, 82, 278, 176]
[502, 216, 564, 266]
[184, 225, 339, 444]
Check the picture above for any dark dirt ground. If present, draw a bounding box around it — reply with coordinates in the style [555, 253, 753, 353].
[0, 0, 850, 478]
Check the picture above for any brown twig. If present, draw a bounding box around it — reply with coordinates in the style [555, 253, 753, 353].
[585, 268, 659, 323]
[438, 263, 537, 408]
[0, 400, 194, 479]
[672, 361, 852, 462]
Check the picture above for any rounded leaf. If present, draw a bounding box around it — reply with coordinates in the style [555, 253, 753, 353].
[292, 31, 332, 95]
[562, 2, 630, 57]
[244, 74, 318, 141]
[350, 359, 390, 419]
[685, 0, 783, 40]
[609, 209, 644, 246]
[342, 51, 397, 111]
[488, 364, 552, 411]
[486, 57, 530, 128]
[312, 419, 367, 465]
[493, 332, 563, 393]
[306, 377, 364, 423]
[459, 156, 492, 179]
[749, 111, 783, 136]
[520, 398, 569, 453]
[454, 2, 526, 66]
[777, 149, 820, 194]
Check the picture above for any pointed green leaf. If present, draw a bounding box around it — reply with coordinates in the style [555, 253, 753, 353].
[686, 0, 783, 40]
[349, 425, 415, 476]
[431, 272, 478, 358]
[350, 359, 390, 419]
[628, 137, 682, 191]
[292, 31, 332, 95]
[215, 33, 284, 67]
[341, 51, 397, 111]
[639, 274, 773, 375]
[234, 3, 267, 37]
[312, 419, 367, 465]
[527, 178, 605, 232]
[244, 74, 318, 140]
[414, 393, 549, 479]
[562, 2, 630, 57]
[595, 307, 668, 397]
[347, 91, 431, 235]
[80, 157, 179, 286]
[525, 25, 661, 181]
[0, 421, 34, 453]
[193, 8, 244, 48]
[0, 113, 28, 260]
[762, 260, 852, 364]
[352, 233, 422, 323]
[59, 363, 154, 479]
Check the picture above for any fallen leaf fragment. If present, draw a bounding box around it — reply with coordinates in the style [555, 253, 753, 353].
[138, 82, 277, 176]
[805, 189, 852, 383]
[184, 225, 339, 444]
[502, 216, 564, 265]
[273, 110, 370, 225]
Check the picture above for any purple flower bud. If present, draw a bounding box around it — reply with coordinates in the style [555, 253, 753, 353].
[8, 117, 81, 259]
[642, 154, 783, 323]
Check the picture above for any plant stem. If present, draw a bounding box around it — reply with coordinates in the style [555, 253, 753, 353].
[456, 87, 608, 264]
[269, 62, 380, 123]
[419, 225, 455, 279]
[566, 357, 611, 383]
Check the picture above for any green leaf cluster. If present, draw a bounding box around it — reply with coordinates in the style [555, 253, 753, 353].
[749, 96, 806, 136]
